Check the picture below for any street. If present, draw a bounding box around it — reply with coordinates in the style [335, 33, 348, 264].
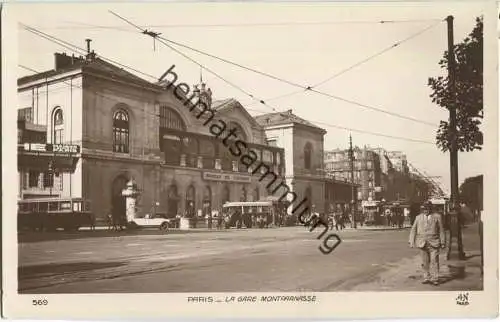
[18, 225, 481, 293]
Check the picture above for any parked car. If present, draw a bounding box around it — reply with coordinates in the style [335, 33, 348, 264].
[128, 212, 175, 231]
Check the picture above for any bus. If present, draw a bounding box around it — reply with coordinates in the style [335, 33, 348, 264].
[18, 198, 92, 232]
[222, 201, 279, 229]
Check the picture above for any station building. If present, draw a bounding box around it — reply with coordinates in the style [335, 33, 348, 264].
[17, 49, 285, 224]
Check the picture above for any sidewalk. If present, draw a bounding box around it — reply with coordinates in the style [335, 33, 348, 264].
[341, 225, 411, 232]
[348, 224, 483, 291]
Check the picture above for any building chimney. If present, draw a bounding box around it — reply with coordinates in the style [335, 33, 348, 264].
[85, 39, 92, 54]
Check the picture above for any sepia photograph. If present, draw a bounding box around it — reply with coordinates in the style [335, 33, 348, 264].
[2, 0, 498, 319]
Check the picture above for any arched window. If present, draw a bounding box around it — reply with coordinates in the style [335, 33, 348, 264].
[160, 106, 186, 131]
[52, 108, 64, 144]
[304, 142, 313, 170]
[113, 109, 129, 153]
[186, 185, 196, 217]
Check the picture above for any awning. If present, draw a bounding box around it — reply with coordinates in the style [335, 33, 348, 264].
[18, 151, 80, 172]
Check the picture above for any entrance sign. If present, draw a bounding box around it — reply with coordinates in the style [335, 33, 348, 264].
[202, 172, 252, 183]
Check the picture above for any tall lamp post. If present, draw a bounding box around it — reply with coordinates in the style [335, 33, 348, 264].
[348, 135, 356, 229]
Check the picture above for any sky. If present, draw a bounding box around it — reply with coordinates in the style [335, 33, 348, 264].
[12, 1, 490, 194]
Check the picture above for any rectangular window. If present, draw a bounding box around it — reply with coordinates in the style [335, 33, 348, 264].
[54, 129, 64, 144]
[262, 150, 273, 163]
[18, 107, 33, 122]
[58, 173, 64, 191]
[29, 171, 39, 188]
[43, 172, 54, 188]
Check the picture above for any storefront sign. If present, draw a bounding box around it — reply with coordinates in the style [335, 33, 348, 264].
[21, 143, 80, 154]
[23, 143, 47, 152]
[202, 172, 252, 183]
[47, 144, 80, 154]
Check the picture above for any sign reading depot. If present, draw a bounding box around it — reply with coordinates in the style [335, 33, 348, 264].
[202, 172, 252, 183]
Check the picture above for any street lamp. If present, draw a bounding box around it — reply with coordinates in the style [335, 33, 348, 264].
[351, 199, 357, 229]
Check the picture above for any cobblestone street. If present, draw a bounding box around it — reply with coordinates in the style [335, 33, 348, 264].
[18, 224, 482, 293]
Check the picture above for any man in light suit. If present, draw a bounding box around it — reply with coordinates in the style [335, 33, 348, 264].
[409, 201, 446, 285]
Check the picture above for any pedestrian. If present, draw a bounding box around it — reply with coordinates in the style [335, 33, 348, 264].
[308, 205, 320, 226]
[334, 204, 343, 231]
[328, 205, 335, 230]
[408, 201, 446, 286]
[385, 208, 392, 227]
[106, 213, 113, 231]
[89, 212, 96, 231]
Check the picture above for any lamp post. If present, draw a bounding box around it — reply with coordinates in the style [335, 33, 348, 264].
[348, 135, 356, 229]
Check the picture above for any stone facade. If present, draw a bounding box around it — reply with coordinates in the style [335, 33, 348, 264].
[17, 52, 285, 224]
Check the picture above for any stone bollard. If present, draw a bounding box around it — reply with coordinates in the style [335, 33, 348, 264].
[122, 179, 140, 223]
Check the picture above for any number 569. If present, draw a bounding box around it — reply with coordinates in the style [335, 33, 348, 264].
[32, 299, 48, 306]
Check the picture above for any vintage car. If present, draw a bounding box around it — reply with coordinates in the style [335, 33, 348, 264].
[128, 212, 176, 231]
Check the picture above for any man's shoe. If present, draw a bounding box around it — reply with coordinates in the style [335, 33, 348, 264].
[421, 280, 430, 284]
[431, 281, 439, 286]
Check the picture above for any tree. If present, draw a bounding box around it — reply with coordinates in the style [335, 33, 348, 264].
[459, 174, 483, 211]
[428, 17, 483, 152]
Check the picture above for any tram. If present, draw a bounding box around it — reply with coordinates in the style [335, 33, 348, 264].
[18, 197, 92, 232]
[222, 201, 279, 229]
[362, 200, 380, 225]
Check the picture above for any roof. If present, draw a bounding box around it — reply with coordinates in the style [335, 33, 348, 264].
[211, 98, 235, 111]
[209, 98, 263, 129]
[85, 58, 157, 89]
[18, 54, 159, 91]
[254, 110, 326, 133]
[223, 201, 273, 207]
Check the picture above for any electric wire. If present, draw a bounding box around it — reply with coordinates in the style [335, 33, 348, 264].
[36, 18, 445, 30]
[19, 26, 437, 145]
[21, 23, 159, 82]
[108, 11, 439, 127]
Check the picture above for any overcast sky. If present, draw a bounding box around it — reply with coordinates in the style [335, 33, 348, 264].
[13, 2, 489, 194]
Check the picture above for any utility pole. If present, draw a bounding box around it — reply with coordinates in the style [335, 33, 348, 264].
[349, 134, 357, 229]
[446, 15, 465, 260]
